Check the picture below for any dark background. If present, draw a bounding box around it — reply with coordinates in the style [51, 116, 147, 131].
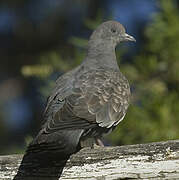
[0, 0, 179, 154]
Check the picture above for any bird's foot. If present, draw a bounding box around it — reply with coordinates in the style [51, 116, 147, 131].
[80, 138, 104, 149]
[95, 138, 104, 147]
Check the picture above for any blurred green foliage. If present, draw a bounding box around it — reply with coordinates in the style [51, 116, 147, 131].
[21, 0, 179, 145]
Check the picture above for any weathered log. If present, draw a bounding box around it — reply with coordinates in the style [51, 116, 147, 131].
[0, 140, 179, 179]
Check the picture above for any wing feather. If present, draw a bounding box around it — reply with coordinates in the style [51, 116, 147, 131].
[73, 69, 131, 128]
[42, 68, 130, 134]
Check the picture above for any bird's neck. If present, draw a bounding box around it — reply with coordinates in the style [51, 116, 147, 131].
[82, 39, 119, 70]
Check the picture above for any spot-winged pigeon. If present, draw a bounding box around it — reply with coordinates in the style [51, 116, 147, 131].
[14, 20, 135, 180]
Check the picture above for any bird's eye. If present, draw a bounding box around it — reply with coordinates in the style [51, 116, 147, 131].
[111, 28, 117, 34]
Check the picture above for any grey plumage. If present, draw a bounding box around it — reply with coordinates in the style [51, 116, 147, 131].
[14, 21, 135, 180]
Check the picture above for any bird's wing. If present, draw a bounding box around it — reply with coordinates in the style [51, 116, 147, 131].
[42, 68, 130, 134]
[71, 69, 131, 128]
[44, 68, 78, 116]
[41, 67, 97, 134]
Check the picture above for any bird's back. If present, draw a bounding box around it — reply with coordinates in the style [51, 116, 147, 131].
[35, 66, 130, 146]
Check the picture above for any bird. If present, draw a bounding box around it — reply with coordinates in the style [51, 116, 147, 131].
[14, 20, 135, 180]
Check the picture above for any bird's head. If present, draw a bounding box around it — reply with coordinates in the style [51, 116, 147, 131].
[89, 21, 136, 46]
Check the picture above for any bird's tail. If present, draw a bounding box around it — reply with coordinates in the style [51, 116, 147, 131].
[14, 129, 84, 180]
[13, 147, 70, 180]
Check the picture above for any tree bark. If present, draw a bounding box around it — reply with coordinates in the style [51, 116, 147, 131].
[0, 140, 179, 179]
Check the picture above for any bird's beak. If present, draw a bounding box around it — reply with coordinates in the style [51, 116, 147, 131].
[122, 33, 136, 42]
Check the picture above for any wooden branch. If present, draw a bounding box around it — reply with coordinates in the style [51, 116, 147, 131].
[0, 140, 179, 179]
